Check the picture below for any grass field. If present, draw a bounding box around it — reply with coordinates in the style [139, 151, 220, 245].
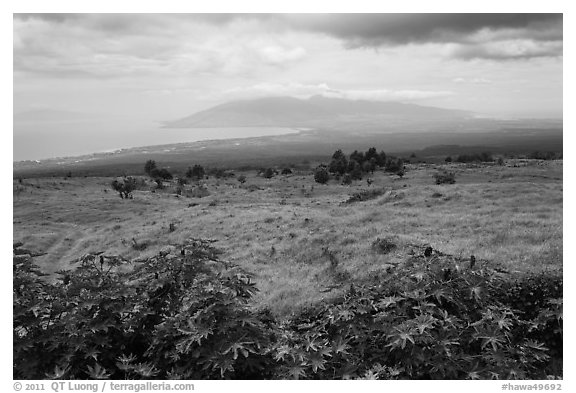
[13, 159, 562, 316]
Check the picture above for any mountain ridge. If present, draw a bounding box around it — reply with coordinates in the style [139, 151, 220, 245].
[166, 95, 473, 128]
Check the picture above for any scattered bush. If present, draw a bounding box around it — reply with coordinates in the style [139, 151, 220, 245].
[150, 168, 173, 180]
[434, 171, 456, 185]
[263, 168, 275, 179]
[281, 168, 293, 175]
[13, 240, 272, 380]
[276, 258, 562, 380]
[111, 177, 137, 199]
[237, 174, 247, 184]
[13, 240, 562, 380]
[372, 237, 397, 254]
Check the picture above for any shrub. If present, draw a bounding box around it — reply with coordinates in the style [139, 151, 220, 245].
[273, 257, 562, 380]
[13, 240, 274, 380]
[281, 168, 293, 175]
[434, 171, 456, 185]
[329, 150, 348, 175]
[237, 174, 247, 184]
[150, 168, 173, 180]
[372, 237, 397, 254]
[13, 241, 562, 380]
[313, 166, 329, 184]
[111, 177, 137, 199]
[263, 168, 275, 179]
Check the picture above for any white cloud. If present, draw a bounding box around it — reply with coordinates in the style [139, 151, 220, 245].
[452, 39, 562, 60]
[452, 77, 492, 84]
[223, 82, 453, 102]
[13, 16, 308, 78]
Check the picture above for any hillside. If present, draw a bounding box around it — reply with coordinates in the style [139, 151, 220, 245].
[13, 159, 563, 379]
[166, 95, 472, 128]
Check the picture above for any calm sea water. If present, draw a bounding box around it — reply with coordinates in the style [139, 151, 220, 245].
[13, 119, 300, 161]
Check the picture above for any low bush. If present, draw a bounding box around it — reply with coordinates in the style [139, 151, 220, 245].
[434, 171, 456, 185]
[14, 241, 562, 380]
[111, 177, 137, 199]
[372, 237, 397, 254]
[13, 241, 274, 380]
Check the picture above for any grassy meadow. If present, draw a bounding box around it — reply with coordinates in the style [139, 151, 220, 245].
[13, 159, 562, 316]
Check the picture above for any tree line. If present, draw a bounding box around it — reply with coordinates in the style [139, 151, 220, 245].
[315, 147, 405, 184]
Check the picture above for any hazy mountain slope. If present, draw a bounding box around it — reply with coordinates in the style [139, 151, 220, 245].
[166, 96, 472, 128]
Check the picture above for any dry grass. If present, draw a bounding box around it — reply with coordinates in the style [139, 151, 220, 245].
[13, 160, 563, 316]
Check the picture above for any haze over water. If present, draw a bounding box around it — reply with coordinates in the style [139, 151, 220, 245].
[13, 119, 299, 161]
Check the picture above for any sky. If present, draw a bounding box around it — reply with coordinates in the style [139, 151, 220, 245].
[13, 13, 563, 122]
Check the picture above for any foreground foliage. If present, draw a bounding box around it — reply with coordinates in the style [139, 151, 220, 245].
[14, 241, 562, 380]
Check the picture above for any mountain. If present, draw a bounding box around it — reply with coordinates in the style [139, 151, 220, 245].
[166, 95, 473, 128]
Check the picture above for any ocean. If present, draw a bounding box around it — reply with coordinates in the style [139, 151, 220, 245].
[13, 119, 299, 161]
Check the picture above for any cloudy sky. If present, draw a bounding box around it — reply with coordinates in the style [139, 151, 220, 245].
[14, 13, 563, 121]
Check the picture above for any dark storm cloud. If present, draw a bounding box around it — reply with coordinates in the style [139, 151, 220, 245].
[283, 14, 562, 46]
[14, 13, 562, 43]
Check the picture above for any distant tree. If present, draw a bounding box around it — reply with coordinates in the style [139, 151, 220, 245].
[144, 160, 157, 176]
[365, 147, 378, 162]
[177, 177, 188, 186]
[151, 168, 173, 180]
[329, 149, 348, 175]
[314, 165, 329, 184]
[362, 160, 375, 174]
[263, 168, 275, 179]
[186, 165, 205, 180]
[349, 150, 365, 166]
[281, 168, 293, 175]
[376, 150, 387, 167]
[348, 160, 363, 180]
[111, 177, 137, 199]
[445, 156, 453, 163]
